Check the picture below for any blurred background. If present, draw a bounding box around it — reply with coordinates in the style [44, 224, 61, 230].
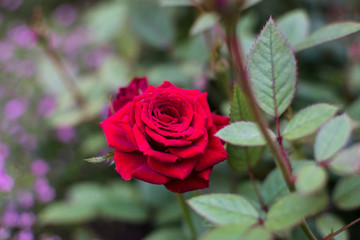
[1, 0, 360, 239]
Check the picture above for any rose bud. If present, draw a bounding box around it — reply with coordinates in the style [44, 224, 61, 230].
[101, 78, 229, 193]
[108, 77, 148, 116]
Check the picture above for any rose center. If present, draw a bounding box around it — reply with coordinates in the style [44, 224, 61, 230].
[155, 105, 180, 123]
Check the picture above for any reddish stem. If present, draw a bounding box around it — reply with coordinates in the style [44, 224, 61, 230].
[323, 217, 360, 240]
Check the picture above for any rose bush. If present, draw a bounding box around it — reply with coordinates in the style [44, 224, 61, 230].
[100, 77, 229, 193]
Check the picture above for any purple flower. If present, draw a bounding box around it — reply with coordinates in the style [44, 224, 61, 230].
[0, 227, 10, 239]
[17, 191, 34, 209]
[18, 212, 36, 227]
[37, 96, 57, 117]
[62, 27, 88, 56]
[83, 47, 110, 70]
[8, 24, 37, 49]
[54, 4, 78, 27]
[34, 177, 55, 203]
[15, 229, 33, 240]
[0, 41, 14, 62]
[55, 125, 76, 143]
[6, 124, 22, 136]
[1, 0, 22, 11]
[4, 98, 28, 120]
[17, 133, 37, 151]
[0, 86, 6, 99]
[2, 59, 17, 73]
[49, 33, 64, 50]
[16, 59, 35, 78]
[31, 159, 49, 176]
[41, 236, 62, 240]
[0, 171, 14, 192]
[2, 208, 18, 227]
[0, 142, 9, 169]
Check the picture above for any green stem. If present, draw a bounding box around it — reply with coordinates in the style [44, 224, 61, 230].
[177, 194, 197, 240]
[300, 221, 318, 240]
[246, 156, 267, 212]
[224, 17, 317, 240]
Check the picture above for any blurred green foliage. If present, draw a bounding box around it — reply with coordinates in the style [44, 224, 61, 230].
[2, 0, 360, 239]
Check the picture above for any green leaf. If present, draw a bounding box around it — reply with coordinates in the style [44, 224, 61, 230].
[227, 85, 263, 171]
[333, 176, 360, 210]
[295, 22, 360, 52]
[265, 191, 328, 231]
[174, 36, 209, 63]
[190, 12, 220, 35]
[39, 202, 96, 225]
[296, 81, 343, 105]
[295, 164, 327, 195]
[98, 181, 147, 222]
[200, 225, 250, 240]
[261, 168, 289, 206]
[39, 181, 148, 224]
[159, 0, 263, 9]
[330, 143, 360, 175]
[154, 201, 181, 225]
[98, 201, 147, 222]
[246, 17, 297, 117]
[68, 182, 108, 207]
[130, 0, 174, 48]
[277, 9, 310, 46]
[315, 214, 349, 240]
[347, 96, 360, 121]
[201, 225, 272, 240]
[230, 85, 253, 122]
[243, 227, 273, 240]
[283, 104, 338, 140]
[84, 151, 114, 164]
[314, 114, 352, 161]
[237, 181, 262, 209]
[85, 1, 127, 43]
[99, 57, 129, 87]
[188, 194, 259, 226]
[159, 0, 192, 7]
[216, 121, 276, 146]
[144, 227, 185, 240]
[148, 63, 196, 88]
[242, 0, 263, 10]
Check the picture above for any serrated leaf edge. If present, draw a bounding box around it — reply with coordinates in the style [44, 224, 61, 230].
[245, 17, 298, 117]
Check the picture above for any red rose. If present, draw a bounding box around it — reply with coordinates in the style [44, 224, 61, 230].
[100, 78, 229, 193]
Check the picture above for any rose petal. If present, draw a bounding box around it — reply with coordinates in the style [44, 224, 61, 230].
[196, 93, 212, 127]
[183, 113, 205, 140]
[195, 129, 228, 171]
[114, 151, 169, 184]
[197, 167, 213, 180]
[133, 166, 169, 184]
[168, 131, 208, 158]
[148, 156, 198, 180]
[164, 168, 212, 193]
[212, 113, 230, 130]
[145, 127, 192, 147]
[133, 125, 178, 162]
[100, 104, 137, 152]
[114, 150, 144, 180]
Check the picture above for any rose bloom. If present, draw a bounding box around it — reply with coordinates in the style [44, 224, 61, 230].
[101, 77, 229, 193]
